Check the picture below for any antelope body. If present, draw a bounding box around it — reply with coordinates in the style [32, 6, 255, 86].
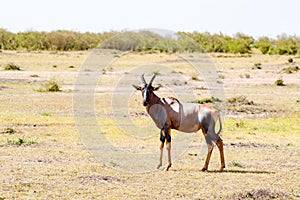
[133, 74, 225, 171]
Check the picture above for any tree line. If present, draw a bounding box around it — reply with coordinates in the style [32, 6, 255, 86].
[0, 28, 299, 55]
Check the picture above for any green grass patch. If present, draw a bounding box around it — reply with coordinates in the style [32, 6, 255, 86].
[191, 96, 222, 104]
[224, 115, 300, 136]
[7, 137, 38, 146]
[41, 112, 52, 117]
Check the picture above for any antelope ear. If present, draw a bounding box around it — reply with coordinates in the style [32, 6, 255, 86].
[153, 84, 162, 91]
[132, 85, 142, 90]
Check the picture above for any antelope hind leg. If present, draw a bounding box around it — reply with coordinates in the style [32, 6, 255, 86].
[216, 138, 225, 171]
[202, 143, 214, 171]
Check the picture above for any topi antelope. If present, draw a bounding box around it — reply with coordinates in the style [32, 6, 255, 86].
[133, 74, 225, 171]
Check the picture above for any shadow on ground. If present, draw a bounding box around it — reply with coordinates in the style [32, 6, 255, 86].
[207, 169, 275, 174]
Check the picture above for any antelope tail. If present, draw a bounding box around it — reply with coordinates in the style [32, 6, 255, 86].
[216, 114, 222, 135]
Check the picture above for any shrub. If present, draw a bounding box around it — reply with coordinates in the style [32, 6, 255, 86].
[288, 57, 293, 63]
[4, 63, 21, 71]
[227, 96, 254, 105]
[191, 74, 199, 81]
[45, 80, 60, 92]
[281, 66, 299, 74]
[253, 36, 273, 54]
[253, 62, 262, 69]
[153, 70, 160, 75]
[219, 74, 225, 79]
[0, 29, 18, 50]
[275, 78, 285, 86]
[38, 79, 61, 92]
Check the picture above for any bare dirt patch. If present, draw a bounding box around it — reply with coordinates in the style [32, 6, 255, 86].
[228, 189, 289, 200]
[79, 175, 125, 183]
[226, 95, 279, 116]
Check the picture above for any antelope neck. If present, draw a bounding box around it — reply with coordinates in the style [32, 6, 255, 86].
[146, 92, 161, 112]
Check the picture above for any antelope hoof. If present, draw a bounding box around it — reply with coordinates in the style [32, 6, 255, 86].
[157, 163, 162, 169]
[201, 167, 208, 172]
[220, 165, 225, 172]
[165, 163, 172, 171]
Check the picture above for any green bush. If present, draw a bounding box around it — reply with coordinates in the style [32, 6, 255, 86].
[253, 37, 273, 54]
[0, 29, 300, 54]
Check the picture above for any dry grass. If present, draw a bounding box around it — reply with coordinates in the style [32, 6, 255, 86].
[0, 51, 299, 199]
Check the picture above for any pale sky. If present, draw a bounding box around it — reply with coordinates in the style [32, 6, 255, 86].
[1, 0, 299, 38]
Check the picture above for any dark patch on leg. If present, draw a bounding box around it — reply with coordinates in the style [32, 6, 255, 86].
[160, 129, 165, 143]
[164, 124, 171, 143]
[166, 133, 171, 143]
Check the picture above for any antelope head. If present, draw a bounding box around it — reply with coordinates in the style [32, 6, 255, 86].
[132, 74, 162, 106]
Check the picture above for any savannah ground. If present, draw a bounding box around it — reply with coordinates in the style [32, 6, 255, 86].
[0, 50, 299, 199]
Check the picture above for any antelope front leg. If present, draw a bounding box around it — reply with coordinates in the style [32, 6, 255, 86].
[164, 125, 172, 171]
[165, 141, 172, 171]
[157, 129, 165, 169]
[157, 142, 164, 169]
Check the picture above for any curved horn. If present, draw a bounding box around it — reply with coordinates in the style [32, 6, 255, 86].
[149, 74, 156, 86]
[141, 74, 147, 85]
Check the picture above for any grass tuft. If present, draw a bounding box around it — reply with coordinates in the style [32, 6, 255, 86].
[41, 112, 52, 116]
[37, 79, 61, 92]
[229, 160, 244, 168]
[4, 63, 21, 71]
[281, 66, 299, 74]
[1, 128, 17, 134]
